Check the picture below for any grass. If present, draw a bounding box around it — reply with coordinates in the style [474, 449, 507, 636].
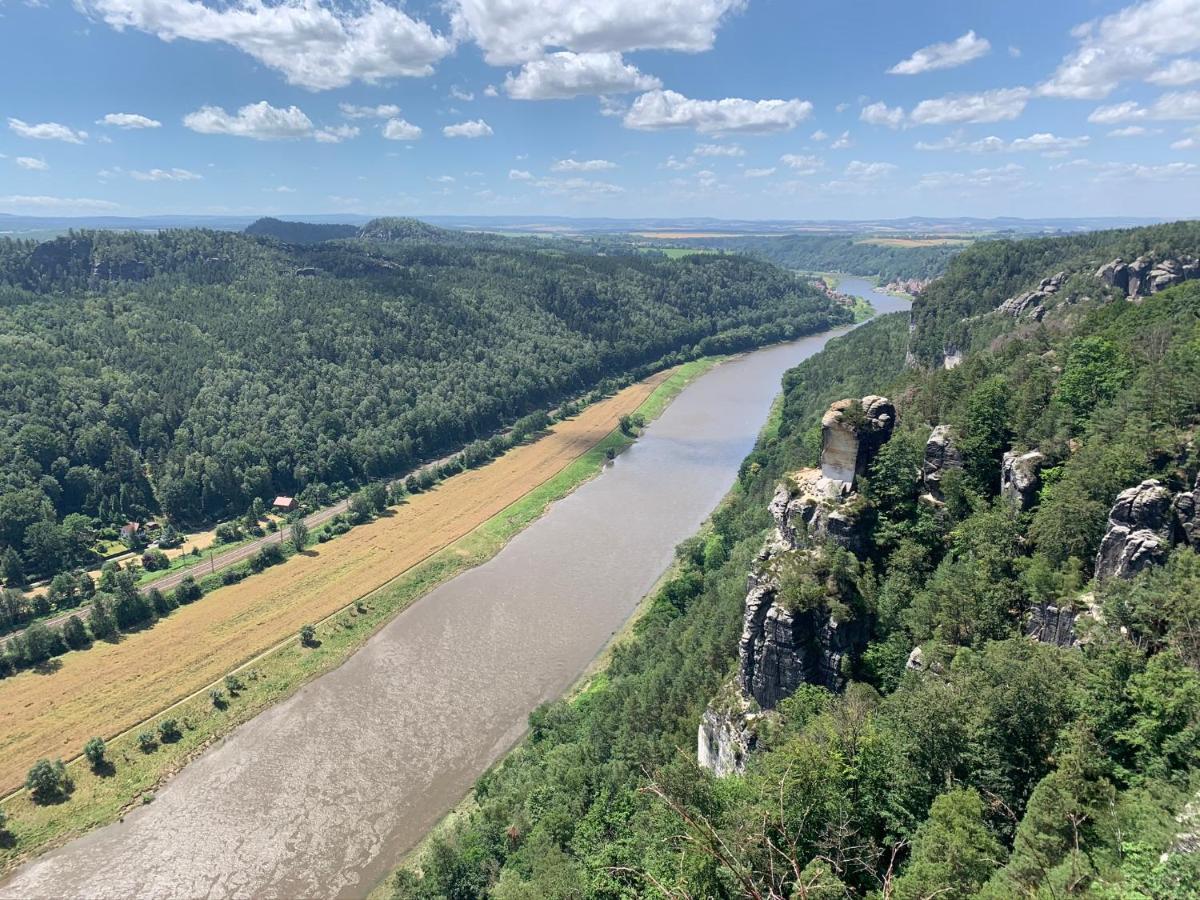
[638, 246, 718, 259]
[0, 355, 721, 876]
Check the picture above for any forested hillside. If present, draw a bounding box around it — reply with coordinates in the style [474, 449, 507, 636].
[0, 222, 848, 586]
[391, 225, 1200, 898]
[243, 217, 360, 244]
[670, 234, 962, 282]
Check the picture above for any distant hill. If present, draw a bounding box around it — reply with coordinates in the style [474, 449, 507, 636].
[244, 217, 360, 244]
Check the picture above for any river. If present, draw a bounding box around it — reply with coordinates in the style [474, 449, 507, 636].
[0, 278, 908, 899]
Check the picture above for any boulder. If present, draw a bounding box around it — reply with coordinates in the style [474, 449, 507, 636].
[1001, 450, 1046, 510]
[922, 425, 963, 501]
[1095, 479, 1175, 580]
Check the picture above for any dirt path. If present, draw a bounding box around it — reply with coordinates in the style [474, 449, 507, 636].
[0, 374, 667, 793]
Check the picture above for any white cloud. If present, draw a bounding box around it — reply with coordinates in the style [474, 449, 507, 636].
[831, 130, 853, 149]
[267, 185, 296, 192]
[1148, 57, 1200, 86]
[744, 167, 775, 178]
[917, 131, 1089, 154]
[382, 118, 422, 140]
[532, 176, 624, 199]
[888, 30, 990, 75]
[450, 0, 746, 65]
[844, 160, 897, 180]
[433, 174, 456, 183]
[450, 86, 475, 101]
[504, 51, 660, 99]
[443, 119, 493, 138]
[15, 157, 48, 171]
[1089, 160, 1200, 179]
[184, 102, 314, 140]
[1040, 0, 1200, 99]
[1009, 46, 1022, 58]
[917, 162, 1026, 190]
[8, 118, 87, 143]
[693, 142, 745, 157]
[780, 153, 822, 174]
[1172, 136, 1199, 148]
[79, 0, 453, 91]
[551, 158, 617, 172]
[662, 154, 693, 170]
[623, 89, 812, 135]
[810, 129, 829, 141]
[508, 168, 533, 180]
[1089, 90, 1200, 123]
[97, 112, 161, 129]
[1109, 124, 1150, 136]
[484, 84, 499, 97]
[130, 167, 202, 181]
[314, 124, 359, 143]
[340, 103, 401, 119]
[909, 87, 1030, 125]
[0, 194, 119, 212]
[860, 101, 904, 129]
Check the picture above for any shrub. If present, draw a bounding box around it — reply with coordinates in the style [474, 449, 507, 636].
[300, 624, 317, 647]
[157, 719, 181, 743]
[25, 758, 71, 804]
[83, 737, 106, 771]
[137, 731, 156, 753]
[224, 673, 244, 695]
[210, 689, 226, 709]
[174, 575, 202, 605]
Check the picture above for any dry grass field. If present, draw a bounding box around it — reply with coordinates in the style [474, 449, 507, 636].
[856, 237, 972, 247]
[0, 374, 667, 793]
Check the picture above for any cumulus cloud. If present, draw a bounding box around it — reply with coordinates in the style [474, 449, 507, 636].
[79, 0, 453, 90]
[780, 153, 822, 174]
[744, 167, 775, 178]
[8, 118, 87, 143]
[1088, 90, 1200, 122]
[130, 167, 202, 181]
[551, 158, 616, 172]
[860, 101, 904, 129]
[917, 162, 1026, 190]
[1148, 57, 1200, 86]
[450, 0, 746, 65]
[450, 86, 475, 101]
[443, 119, 493, 138]
[315, 124, 359, 143]
[810, 129, 829, 141]
[1040, 0, 1200, 99]
[504, 51, 660, 99]
[1086, 159, 1200, 179]
[888, 30, 990, 75]
[1172, 136, 1199, 148]
[843, 160, 897, 180]
[184, 101, 314, 139]
[831, 131, 853, 149]
[340, 103, 401, 119]
[623, 89, 812, 134]
[97, 112, 161, 129]
[15, 157, 49, 171]
[382, 118, 422, 140]
[909, 87, 1031, 125]
[508, 168, 533, 180]
[532, 176, 624, 199]
[1109, 124, 1151, 136]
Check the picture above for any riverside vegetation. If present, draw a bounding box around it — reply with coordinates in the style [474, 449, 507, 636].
[389, 221, 1200, 899]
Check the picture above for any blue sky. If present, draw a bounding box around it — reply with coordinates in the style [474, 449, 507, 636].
[1, 0, 1198, 220]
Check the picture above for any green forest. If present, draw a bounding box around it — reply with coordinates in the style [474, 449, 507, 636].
[667, 234, 963, 282]
[391, 225, 1200, 898]
[0, 220, 848, 591]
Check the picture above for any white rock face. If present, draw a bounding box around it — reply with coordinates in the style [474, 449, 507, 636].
[697, 697, 758, 778]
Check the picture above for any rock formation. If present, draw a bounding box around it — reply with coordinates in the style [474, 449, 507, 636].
[997, 271, 1067, 321]
[1173, 474, 1200, 548]
[1025, 595, 1103, 648]
[922, 425, 963, 503]
[1001, 449, 1046, 511]
[1096, 255, 1199, 299]
[1095, 479, 1176, 580]
[699, 397, 893, 775]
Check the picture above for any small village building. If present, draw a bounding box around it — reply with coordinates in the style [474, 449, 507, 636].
[272, 496, 298, 512]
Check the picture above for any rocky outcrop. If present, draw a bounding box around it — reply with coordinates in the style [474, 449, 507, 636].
[90, 256, 150, 283]
[1095, 480, 1175, 580]
[997, 271, 1067, 321]
[1001, 450, 1047, 511]
[1096, 255, 1199, 299]
[819, 396, 895, 486]
[1025, 594, 1103, 648]
[697, 691, 760, 777]
[699, 397, 894, 775]
[942, 346, 963, 370]
[922, 425, 963, 502]
[1173, 474, 1200, 548]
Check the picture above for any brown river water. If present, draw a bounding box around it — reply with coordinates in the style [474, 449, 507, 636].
[1, 279, 907, 899]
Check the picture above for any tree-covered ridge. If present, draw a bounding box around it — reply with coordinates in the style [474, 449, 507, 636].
[665, 234, 962, 282]
[243, 217, 360, 244]
[908, 218, 1200, 365]
[0, 226, 849, 585]
[390, 260, 1200, 896]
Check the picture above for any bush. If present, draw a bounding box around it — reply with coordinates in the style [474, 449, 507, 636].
[141, 548, 170, 572]
[25, 758, 71, 804]
[224, 673, 244, 695]
[61, 614, 90, 650]
[300, 624, 317, 647]
[210, 689, 226, 709]
[174, 575, 202, 605]
[83, 736, 106, 771]
[137, 730, 156, 753]
[213, 523, 242, 545]
[157, 718, 181, 743]
[220, 568, 244, 586]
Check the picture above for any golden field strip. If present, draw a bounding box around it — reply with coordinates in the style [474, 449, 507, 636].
[0, 372, 670, 796]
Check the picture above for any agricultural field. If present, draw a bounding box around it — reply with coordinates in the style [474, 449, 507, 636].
[0, 372, 669, 795]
